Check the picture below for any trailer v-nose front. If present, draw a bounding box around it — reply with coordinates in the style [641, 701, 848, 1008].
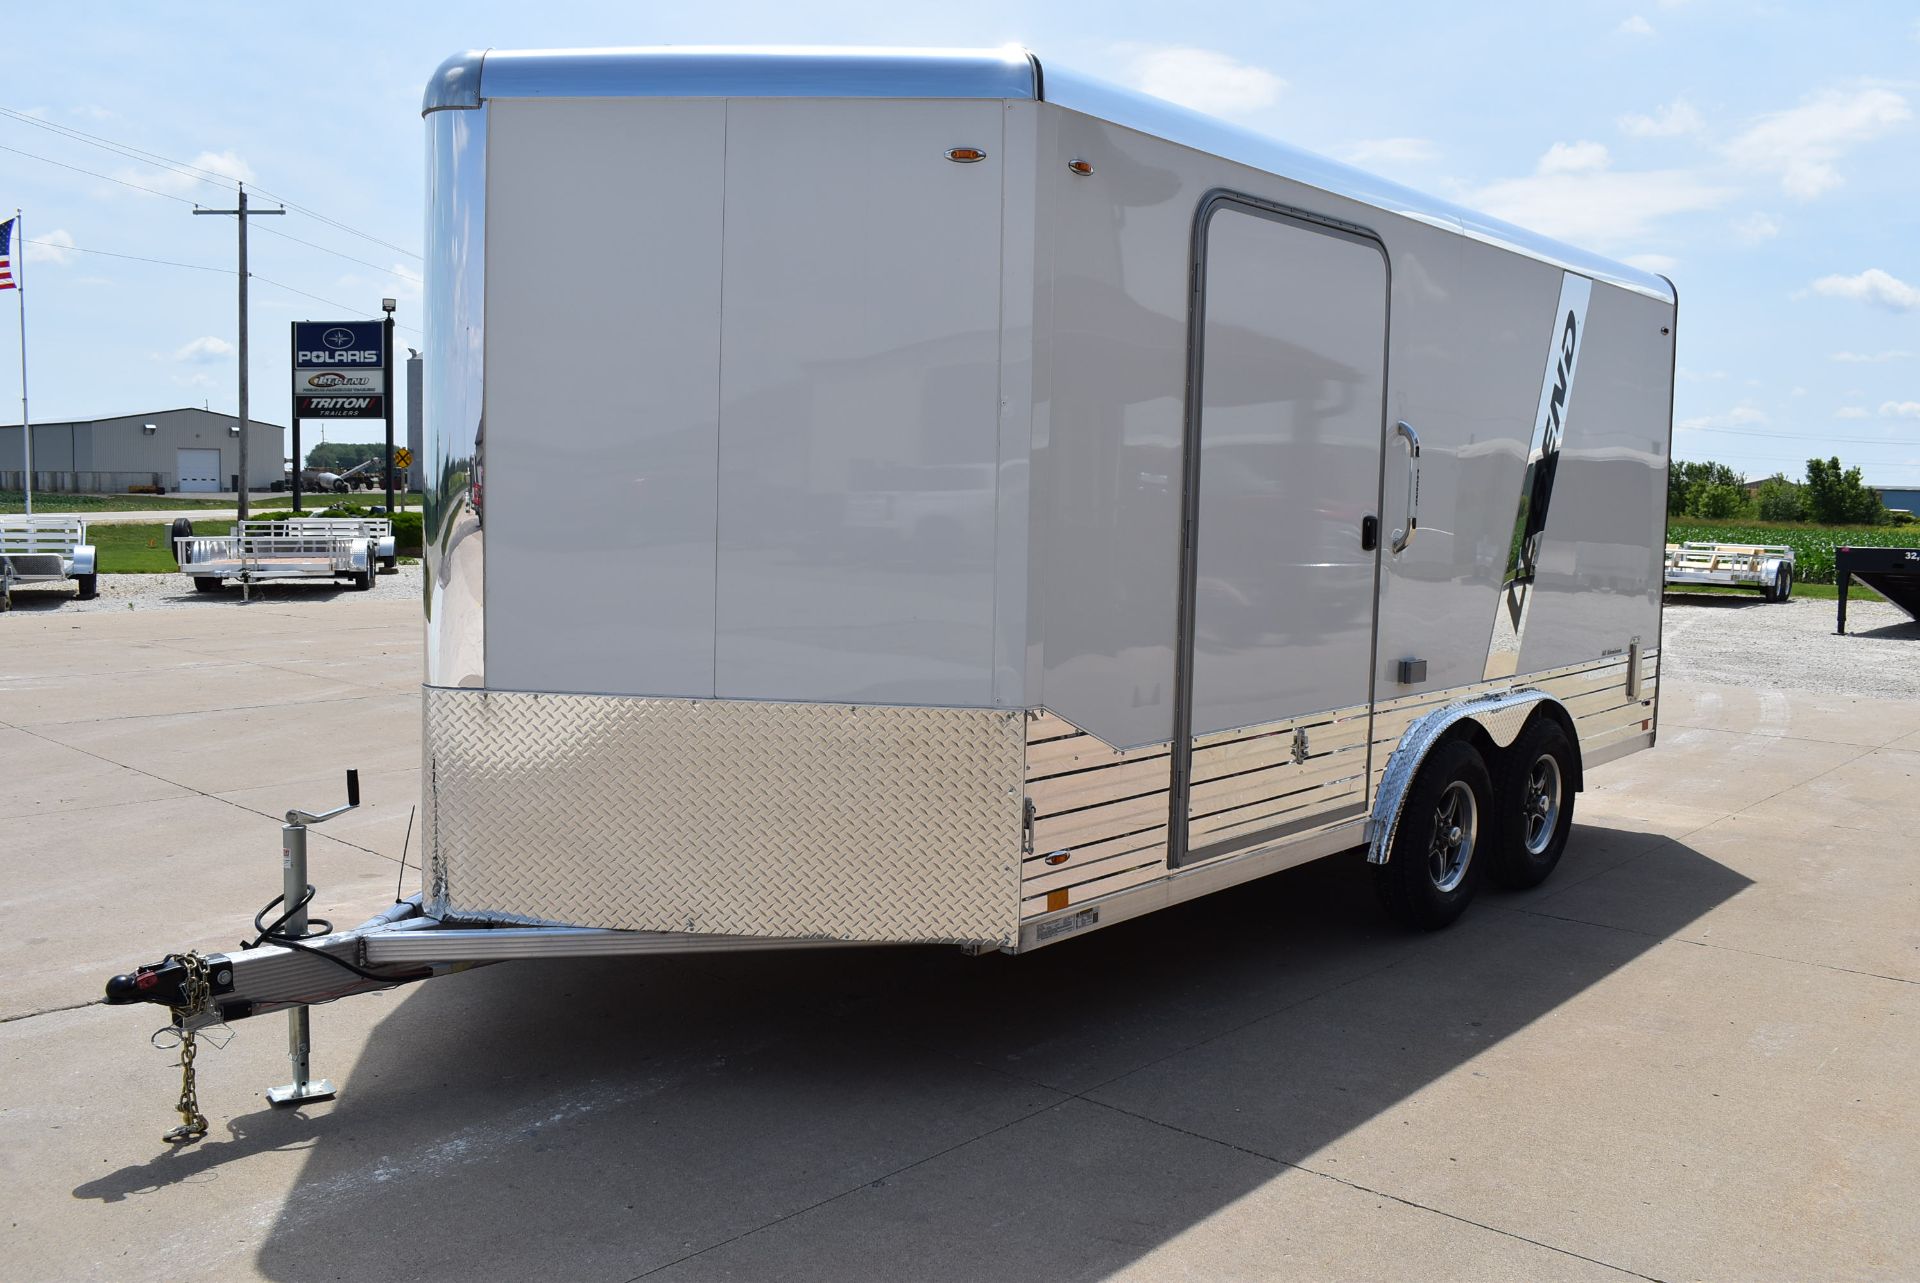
[107, 45, 1672, 1129]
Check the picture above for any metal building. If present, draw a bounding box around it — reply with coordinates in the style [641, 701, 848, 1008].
[0, 407, 284, 494]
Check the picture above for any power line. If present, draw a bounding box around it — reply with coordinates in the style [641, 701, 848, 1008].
[253, 222, 422, 283]
[247, 186, 422, 260]
[0, 141, 196, 204]
[1676, 422, 1917, 446]
[29, 237, 229, 274]
[0, 105, 237, 193]
[250, 271, 421, 333]
[0, 103, 424, 260]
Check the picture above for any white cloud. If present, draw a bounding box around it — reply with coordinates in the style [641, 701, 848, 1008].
[1791, 387, 1808, 397]
[1832, 349, 1912, 363]
[1624, 252, 1679, 274]
[1466, 143, 1733, 245]
[123, 149, 257, 198]
[1732, 212, 1781, 245]
[1339, 137, 1439, 168]
[28, 228, 75, 266]
[1618, 15, 1655, 36]
[1122, 46, 1284, 117]
[1810, 268, 1920, 311]
[1881, 401, 1920, 420]
[1678, 405, 1769, 431]
[1724, 88, 1912, 199]
[1538, 140, 1611, 174]
[172, 336, 234, 363]
[1619, 99, 1705, 137]
[1834, 407, 1871, 419]
[69, 105, 114, 121]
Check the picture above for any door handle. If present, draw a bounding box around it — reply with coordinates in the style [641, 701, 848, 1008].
[1360, 514, 1379, 552]
[1390, 420, 1420, 555]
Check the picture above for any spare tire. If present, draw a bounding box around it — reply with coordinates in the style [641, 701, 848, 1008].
[169, 517, 194, 565]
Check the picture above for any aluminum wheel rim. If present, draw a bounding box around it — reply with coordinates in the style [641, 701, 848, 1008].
[1427, 780, 1478, 893]
[1522, 754, 1563, 856]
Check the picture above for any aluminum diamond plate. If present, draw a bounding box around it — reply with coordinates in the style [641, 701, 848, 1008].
[422, 687, 1026, 944]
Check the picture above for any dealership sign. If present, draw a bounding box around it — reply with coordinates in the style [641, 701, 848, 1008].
[293, 320, 386, 419]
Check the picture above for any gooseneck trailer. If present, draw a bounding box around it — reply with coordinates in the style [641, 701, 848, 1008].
[106, 45, 1674, 1128]
[1835, 545, 1920, 633]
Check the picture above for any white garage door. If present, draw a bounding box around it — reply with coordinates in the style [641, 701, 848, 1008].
[176, 448, 221, 493]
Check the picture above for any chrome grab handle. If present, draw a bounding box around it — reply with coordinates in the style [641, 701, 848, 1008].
[1391, 421, 1421, 554]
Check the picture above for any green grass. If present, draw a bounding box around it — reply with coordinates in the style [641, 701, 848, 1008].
[1664, 580, 1878, 603]
[91, 521, 232, 573]
[2, 490, 422, 514]
[1666, 517, 1920, 584]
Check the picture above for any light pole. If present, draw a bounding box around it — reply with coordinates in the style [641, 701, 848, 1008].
[381, 298, 396, 515]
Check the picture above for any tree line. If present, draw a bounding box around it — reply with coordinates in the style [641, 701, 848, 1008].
[1668, 456, 1899, 525]
[304, 442, 394, 472]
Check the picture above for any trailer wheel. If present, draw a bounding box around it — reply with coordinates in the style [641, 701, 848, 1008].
[1373, 738, 1491, 930]
[352, 570, 373, 591]
[1774, 566, 1793, 602]
[1488, 718, 1576, 890]
[193, 576, 223, 593]
[74, 574, 98, 600]
[169, 518, 194, 564]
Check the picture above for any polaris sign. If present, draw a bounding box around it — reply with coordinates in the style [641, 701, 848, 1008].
[293, 320, 386, 419]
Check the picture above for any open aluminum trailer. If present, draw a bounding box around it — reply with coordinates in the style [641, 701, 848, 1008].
[277, 515, 398, 568]
[1835, 545, 1920, 633]
[1664, 540, 1795, 601]
[0, 514, 97, 607]
[175, 518, 377, 593]
[106, 45, 1674, 1129]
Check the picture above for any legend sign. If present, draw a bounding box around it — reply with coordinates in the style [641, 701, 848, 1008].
[293, 321, 386, 419]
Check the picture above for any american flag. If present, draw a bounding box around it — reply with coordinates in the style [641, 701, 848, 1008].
[0, 216, 14, 290]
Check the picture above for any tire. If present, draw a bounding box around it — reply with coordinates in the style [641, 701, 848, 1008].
[1488, 717, 1577, 890]
[1775, 566, 1793, 602]
[74, 574, 98, 600]
[193, 576, 223, 593]
[352, 570, 373, 591]
[169, 517, 195, 565]
[1373, 738, 1493, 930]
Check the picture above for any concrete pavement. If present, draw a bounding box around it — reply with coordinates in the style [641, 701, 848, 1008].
[1, 598, 1915, 1282]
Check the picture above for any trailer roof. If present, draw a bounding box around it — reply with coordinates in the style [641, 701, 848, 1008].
[424, 45, 1673, 303]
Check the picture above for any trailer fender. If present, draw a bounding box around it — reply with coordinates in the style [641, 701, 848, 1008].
[70, 544, 97, 577]
[1366, 689, 1576, 865]
[348, 538, 372, 573]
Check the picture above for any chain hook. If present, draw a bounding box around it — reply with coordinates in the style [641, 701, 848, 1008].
[159, 951, 212, 1145]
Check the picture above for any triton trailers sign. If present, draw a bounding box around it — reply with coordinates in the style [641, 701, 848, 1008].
[293, 321, 385, 419]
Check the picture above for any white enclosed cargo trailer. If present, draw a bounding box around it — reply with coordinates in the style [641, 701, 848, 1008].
[108, 46, 1673, 1123]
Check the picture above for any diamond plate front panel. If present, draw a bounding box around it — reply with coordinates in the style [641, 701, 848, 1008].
[422, 687, 1027, 944]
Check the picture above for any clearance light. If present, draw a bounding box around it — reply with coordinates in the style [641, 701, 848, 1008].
[945, 147, 987, 163]
[1067, 159, 1093, 176]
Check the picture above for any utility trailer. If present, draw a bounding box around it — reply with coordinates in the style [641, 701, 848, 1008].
[0, 515, 97, 608]
[1663, 541, 1795, 601]
[1835, 545, 1920, 633]
[105, 45, 1675, 1131]
[174, 518, 376, 594]
[276, 515, 398, 569]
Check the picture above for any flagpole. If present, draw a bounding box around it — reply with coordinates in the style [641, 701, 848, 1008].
[14, 208, 29, 516]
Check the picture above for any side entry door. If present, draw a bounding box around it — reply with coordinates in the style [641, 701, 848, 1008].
[1172, 198, 1390, 866]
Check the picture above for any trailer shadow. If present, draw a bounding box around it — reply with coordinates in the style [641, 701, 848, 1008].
[1846, 618, 1920, 640]
[1660, 590, 1769, 608]
[117, 825, 1747, 1280]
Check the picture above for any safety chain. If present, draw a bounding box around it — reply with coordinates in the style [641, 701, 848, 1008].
[160, 951, 212, 1145]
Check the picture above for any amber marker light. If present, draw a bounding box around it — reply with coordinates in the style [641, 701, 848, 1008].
[945, 146, 987, 163]
[1067, 159, 1093, 175]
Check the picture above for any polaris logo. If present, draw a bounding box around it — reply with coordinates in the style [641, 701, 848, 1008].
[298, 349, 380, 365]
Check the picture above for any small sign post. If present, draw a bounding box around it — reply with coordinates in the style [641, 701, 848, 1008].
[291, 320, 387, 514]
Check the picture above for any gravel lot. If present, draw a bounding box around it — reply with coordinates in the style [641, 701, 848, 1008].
[1660, 590, 1920, 698]
[2, 563, 422, 614]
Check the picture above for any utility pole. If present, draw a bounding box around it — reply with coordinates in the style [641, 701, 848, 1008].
[381, 297, 396, 514]
[194, 184, 283, 520]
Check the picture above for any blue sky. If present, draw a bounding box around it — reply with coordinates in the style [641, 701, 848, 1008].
[4, 1, 1917, 483]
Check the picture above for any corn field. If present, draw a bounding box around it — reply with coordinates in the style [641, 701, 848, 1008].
[1666, 519, 1920, 584]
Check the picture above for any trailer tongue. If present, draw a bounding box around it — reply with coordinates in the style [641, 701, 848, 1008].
[1835, 546, 1920, 633]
